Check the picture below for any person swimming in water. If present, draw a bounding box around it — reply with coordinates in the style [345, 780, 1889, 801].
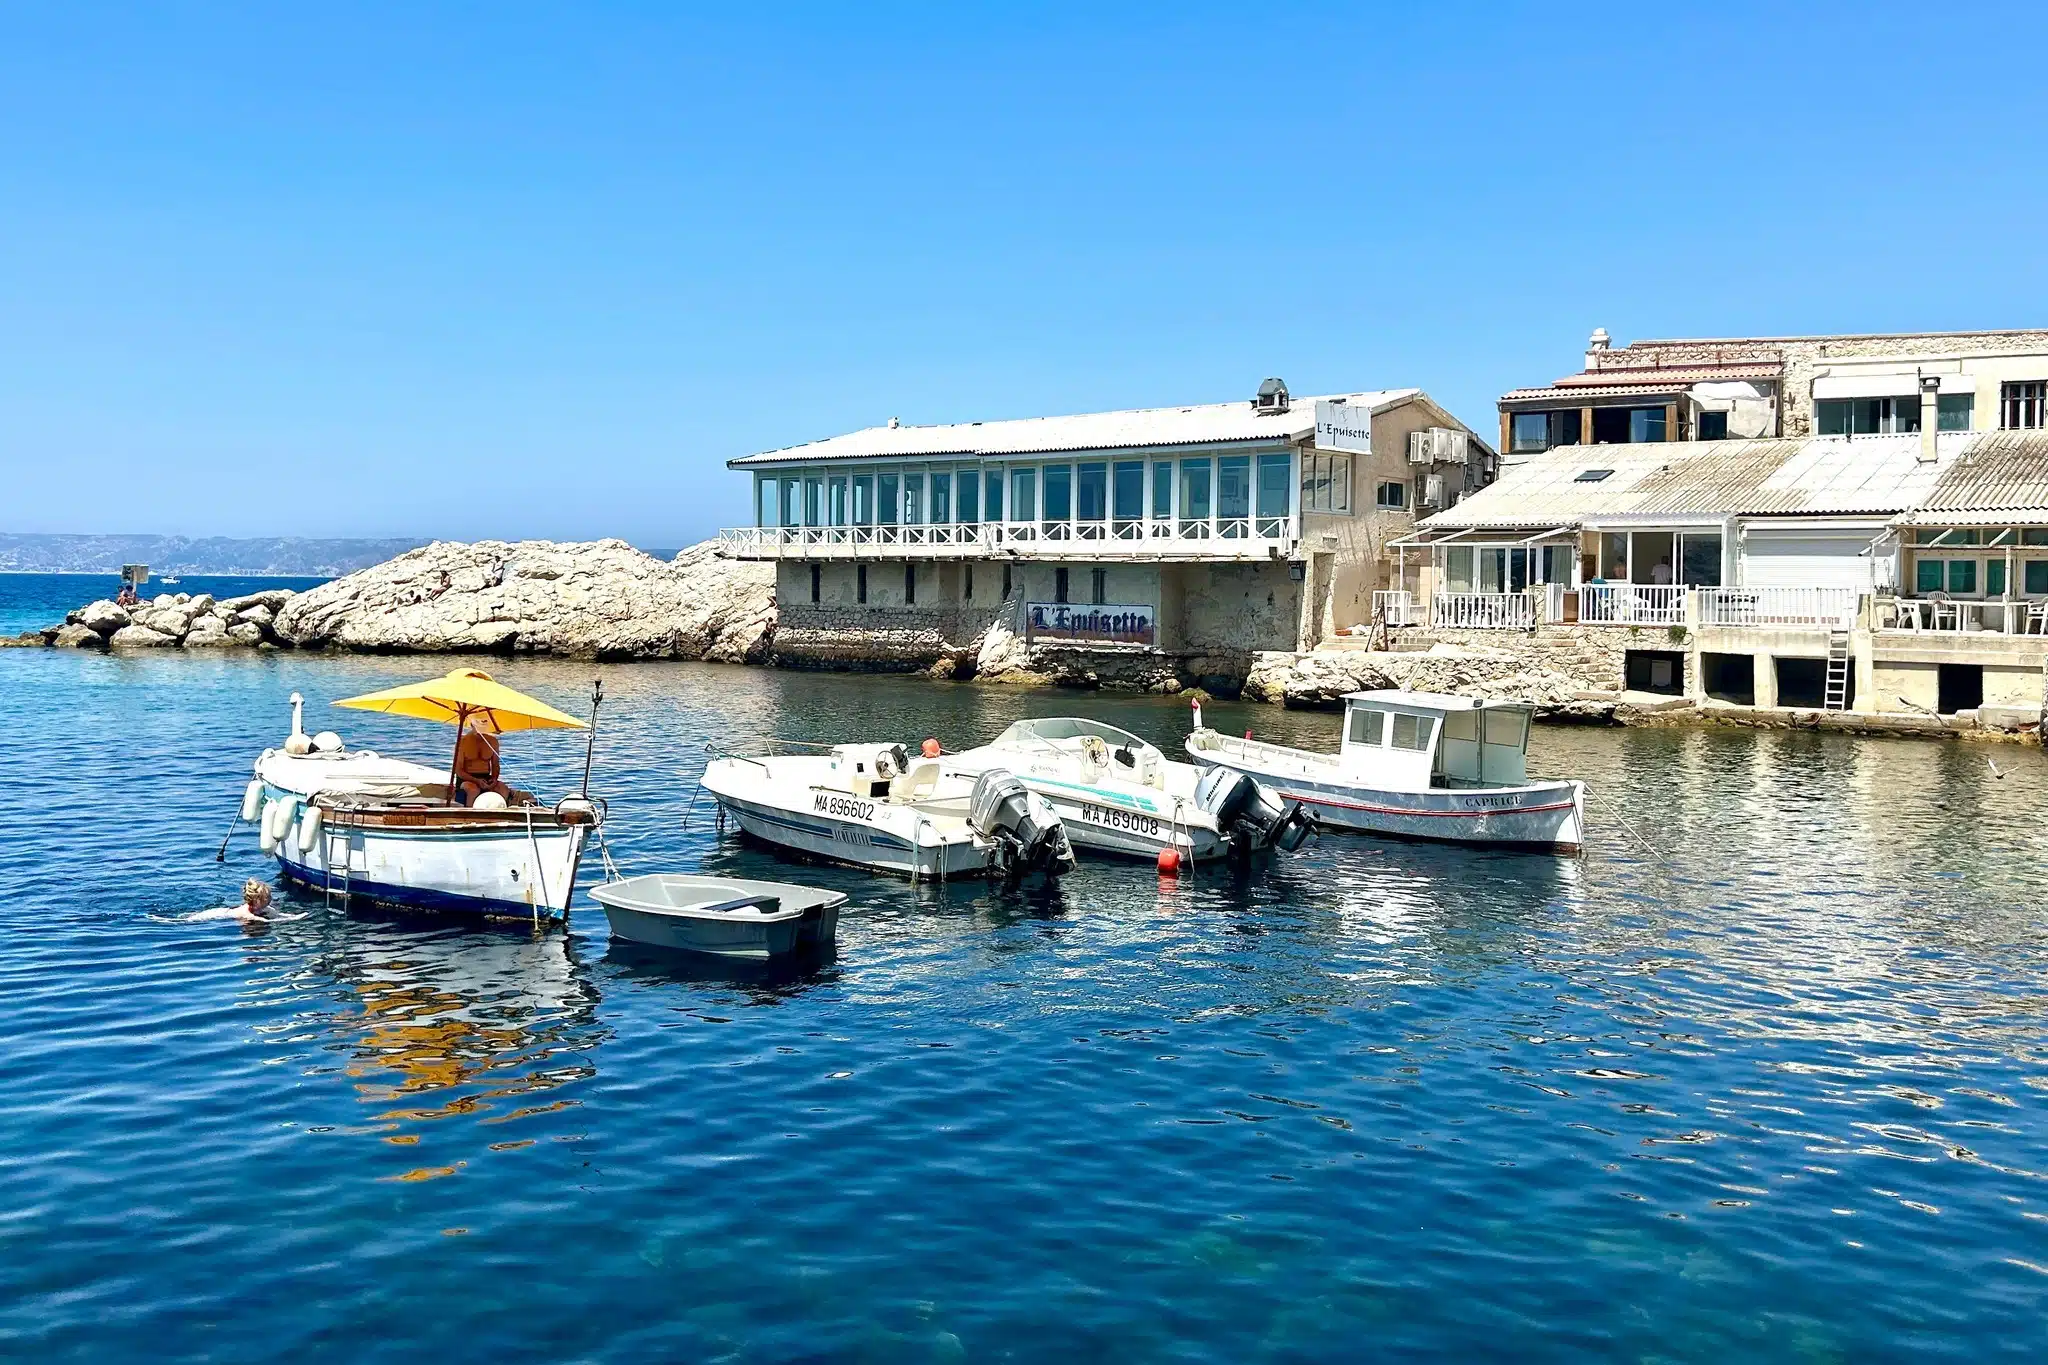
[188, 878, 275, 925]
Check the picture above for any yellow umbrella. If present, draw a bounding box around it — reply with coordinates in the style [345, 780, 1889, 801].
[334, 668, 587, 797]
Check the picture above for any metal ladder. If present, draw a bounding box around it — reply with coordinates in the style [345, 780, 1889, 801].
[321, 809, 354, 907]
[1823, 629, 1851, 711]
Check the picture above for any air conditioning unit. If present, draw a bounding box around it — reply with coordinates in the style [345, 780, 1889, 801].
[1422, 474, 1445, 508]
[1430, 427, 1470, 464]
[1407, 430, 1432, 465]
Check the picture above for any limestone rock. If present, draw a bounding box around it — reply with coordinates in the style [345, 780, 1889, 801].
[227, 621, 266, 645]
[183, 623, 234, 648]
[78, 600, 131, 633]
[220, 589, 297, 614]
[1244, 645, 1617, 721]
[274, 538, 776, 661]
[232, 603, 276, 629]
[138, 607, 193, 638]
[186, 594, 216, 614]
[109, 625, 178, 648]
[52, 624, 107, 649]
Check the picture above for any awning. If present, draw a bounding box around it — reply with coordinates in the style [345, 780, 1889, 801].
[1812, 372, 1974, 400]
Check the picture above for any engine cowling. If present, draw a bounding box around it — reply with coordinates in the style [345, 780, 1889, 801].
[968, 768, 1075, 879]
[1194, 766, 1316, 858]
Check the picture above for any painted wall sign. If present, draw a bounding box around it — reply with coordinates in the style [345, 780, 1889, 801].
[1314, 400, 1373, 454]
[1024, 602, 1157, 646]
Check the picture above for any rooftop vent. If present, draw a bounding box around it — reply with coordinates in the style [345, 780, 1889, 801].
[1574, 468, 1614, 482]
[1253, 377, 1290, 415]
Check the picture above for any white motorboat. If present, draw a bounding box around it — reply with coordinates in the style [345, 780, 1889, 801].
[242, 677, 601, 921]
[589, 874, 845, 959]
[942, 717, 1314, 863]
[1185, 690, 1585, 853]
[700, 743, 1075, 882]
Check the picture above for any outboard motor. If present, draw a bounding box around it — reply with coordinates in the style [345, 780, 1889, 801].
[968, 768, 1076, 880]
[1194, 766, 1317, 859]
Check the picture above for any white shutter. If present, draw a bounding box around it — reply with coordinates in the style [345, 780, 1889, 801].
[1739, 531, 1876, 590]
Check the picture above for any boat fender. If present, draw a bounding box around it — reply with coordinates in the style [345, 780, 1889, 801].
[311, 731, 344, 754]
[1157, 846, 1181, 877]
[1190, 697, 1204, 731]
[258, 801, 279, 854]
[240, 780, 263, 823]
[921, 737, 942, 758]
[296, 805, 323, 852]
[266, 795, 300, 843]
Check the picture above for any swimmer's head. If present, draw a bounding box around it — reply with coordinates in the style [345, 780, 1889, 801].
[242, 878, 273, 914]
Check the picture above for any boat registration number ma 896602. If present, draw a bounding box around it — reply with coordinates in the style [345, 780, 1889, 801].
[813, 793, 876, 822]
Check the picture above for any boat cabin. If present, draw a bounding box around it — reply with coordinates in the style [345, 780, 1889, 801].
[1339, 690, 1534, 789]
[826, 742, 942, 802]
[992, 717, 1166, 788]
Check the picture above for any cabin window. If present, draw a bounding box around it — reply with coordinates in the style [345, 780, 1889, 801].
[1390, 713, 1433, 751]
[1441, 710, 1478, 742]
[1483, 708, 1528, 747]
[1347, 708, 1385, 746]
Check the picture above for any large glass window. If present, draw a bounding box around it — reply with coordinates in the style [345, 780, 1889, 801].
[1939, 393, 1974, 430]
[877, 473, 899, 525]
[1256, 454, 1291, 521]
[903, 472, 924, 524]
[1180, 458, 1212, 526]
[1679, 532, 1722, 587]
[1300, 451, 1351, 513]
[957, 468, 979, 523]
[2028, 560, 2048, 594]
[853, 475, 873, 525]
[986, 470, 1004, 522]
[1076, 462, 1106, 522]
[1113, 461, 1145, 521]
[1042, 464, 1072, 522]
[1592, 406, 1668, 444]
[1950, 560, 1977, 593]
[828, 476, 849, 526]
[803, 476, 823, 526]
[1218, 456, 1252, 529]
[757, 477, 775, 527]
[779, 477, 799, 527]
[1817, 397, 1921, 435]
[1151, 461, 1174, 518]
[1598, 531, 1629, 580]
[1444, 546, 1474, 593]
[930, 472, 951, 523]
[1511, 412, 1551, 453]
[1010, 468, 1036, 522]
[1988, 560, 2007, 596]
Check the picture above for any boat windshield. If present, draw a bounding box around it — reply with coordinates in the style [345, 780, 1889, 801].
[994, 717, 1152, 754]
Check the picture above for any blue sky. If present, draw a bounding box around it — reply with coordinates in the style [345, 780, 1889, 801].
[2, 2, 2043, 548]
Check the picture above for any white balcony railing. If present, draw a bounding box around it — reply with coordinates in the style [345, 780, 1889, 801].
[1881, 597, 2048, 634]
[1579, 583, 1687, 625]
[1433, 591, 1537, 629]
[1373, 590, 1424, 627]
[719, 520, 1298, 560]
[1697, 586, 1859, 628]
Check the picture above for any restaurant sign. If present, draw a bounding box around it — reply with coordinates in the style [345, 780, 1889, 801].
[1024, 602, 1157, 646]
[1314, 399, 1373, 455]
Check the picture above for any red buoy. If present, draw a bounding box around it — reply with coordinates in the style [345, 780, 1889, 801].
[1157, 847, 1182, 876]
[921, 737, 942, 758]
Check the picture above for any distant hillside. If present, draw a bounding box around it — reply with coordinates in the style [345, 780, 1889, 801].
[0, 533, 428, 576]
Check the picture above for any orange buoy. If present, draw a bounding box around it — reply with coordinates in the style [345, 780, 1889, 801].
[921, 737, 942, 758]
[1156, 846, 1182, 876]
[1244, 729, 1253, 740]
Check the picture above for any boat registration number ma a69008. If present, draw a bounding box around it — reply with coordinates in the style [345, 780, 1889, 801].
[1077, 803, 1161, 837]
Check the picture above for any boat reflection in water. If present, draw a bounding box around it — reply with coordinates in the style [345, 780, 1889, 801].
[292, 909, 607, 1133]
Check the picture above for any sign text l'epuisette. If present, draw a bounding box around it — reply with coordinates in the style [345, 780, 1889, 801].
[1024, 602, 1157, 646]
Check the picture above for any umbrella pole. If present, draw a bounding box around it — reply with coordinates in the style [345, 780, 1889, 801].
[580, 679, 604, 797]
[447, 708, 468, 805]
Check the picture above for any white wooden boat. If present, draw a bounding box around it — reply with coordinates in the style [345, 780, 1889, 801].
[589, 874, 845, 959]
[1185, 690, 1585, 853]
[700, 743, 1075, 882]
[942, 717, 1313, 863]
[245, 688, 598, 921]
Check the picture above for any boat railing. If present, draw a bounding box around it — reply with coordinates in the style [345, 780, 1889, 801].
[1201, 730, 1344, 770]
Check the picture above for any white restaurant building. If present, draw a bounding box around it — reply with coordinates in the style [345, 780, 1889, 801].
[720, 380, 1495, 685]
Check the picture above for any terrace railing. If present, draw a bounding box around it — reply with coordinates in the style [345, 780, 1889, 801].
[1432, 592, 1537, 630]
[719, 521, 1298, 560]
[1373, 590, 1425, 627]
[1579, 584, 1687, 626]
[1697, 586, 1859, 628]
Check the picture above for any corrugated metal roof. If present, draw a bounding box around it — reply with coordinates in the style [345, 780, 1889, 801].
[1501, 382, 1701, 403]
[1905, 431, 2048, 521]
[1500, 364, 1783, 406]
[730, 389, 1424, 466]
[1421, 433, 1979, 530]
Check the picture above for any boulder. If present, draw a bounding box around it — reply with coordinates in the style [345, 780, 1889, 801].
[274, 538, 776, 660]
[185, 594, 216, 614]
[219, 589, 297, 614]
[183, 623, 234, 648]
[150, 593, 178, 609]
[137, 607, 193, 638]
[227, 621, 266, 645]
[51, 624, 108, 649]
[108, 625, 178, 648]
[78, 599, 131, 633]
[232, 603, 276, 629]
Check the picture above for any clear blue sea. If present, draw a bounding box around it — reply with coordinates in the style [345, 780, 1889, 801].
[2, 574, 2045, 1361]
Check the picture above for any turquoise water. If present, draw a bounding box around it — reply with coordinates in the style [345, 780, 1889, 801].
[2, 624, 2046, 1358]
[0, 572, 328, 637]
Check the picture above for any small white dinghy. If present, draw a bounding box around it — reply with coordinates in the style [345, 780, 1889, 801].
[701, 743, 1076, 882]
[1185, 691, 1586, 853]
[590, 874, 846, 960]
[942, 717, 1314, 863]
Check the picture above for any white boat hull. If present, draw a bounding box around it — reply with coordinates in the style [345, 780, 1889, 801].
[986, 776, 1221, 861]
[263, 782, 588, 920]
[1185, 752, 1584, 852]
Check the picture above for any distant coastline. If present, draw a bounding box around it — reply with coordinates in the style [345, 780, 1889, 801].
[0, 532, 427, 577]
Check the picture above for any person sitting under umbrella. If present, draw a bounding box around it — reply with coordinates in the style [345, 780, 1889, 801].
[454, 727, 514, 807]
